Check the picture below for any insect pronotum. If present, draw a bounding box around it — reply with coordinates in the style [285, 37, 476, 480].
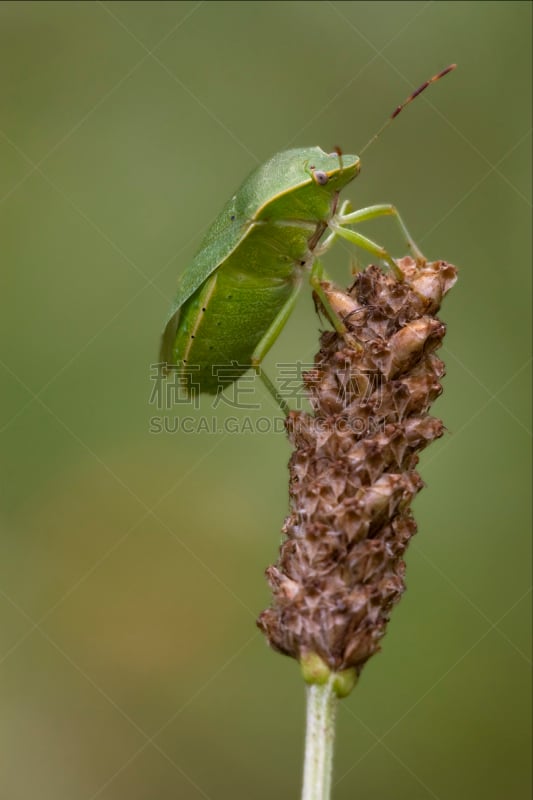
[160, 65, 456, 411]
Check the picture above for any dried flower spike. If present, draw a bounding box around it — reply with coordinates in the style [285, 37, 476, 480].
[258, 257, 457, 690]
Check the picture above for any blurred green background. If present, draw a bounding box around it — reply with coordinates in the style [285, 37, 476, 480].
[1, 2, 530, 798]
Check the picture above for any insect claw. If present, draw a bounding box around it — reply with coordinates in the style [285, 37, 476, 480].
[386, 257, 404, 281]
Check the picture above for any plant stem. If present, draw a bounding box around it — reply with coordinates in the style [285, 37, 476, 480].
[301, 677, 337, 800]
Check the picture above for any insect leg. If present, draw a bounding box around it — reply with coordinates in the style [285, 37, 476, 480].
[309, 261, 363, 355]
[337, 203, 425, 261]
[309, 260, 347, 336]
[315, 199, 352, 255]
[328, 223, 403, 279]
[257, 370, 290, 415]
[250, 280, 303, 414]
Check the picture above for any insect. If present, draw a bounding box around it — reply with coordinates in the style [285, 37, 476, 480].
[160, 65, 456, 410]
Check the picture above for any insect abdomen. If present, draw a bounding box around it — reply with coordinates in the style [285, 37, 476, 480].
[175, 271, 295, 394]
[174, 221, 311, 394]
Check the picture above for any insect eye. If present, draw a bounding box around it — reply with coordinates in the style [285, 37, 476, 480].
[313, 170, 329, 185]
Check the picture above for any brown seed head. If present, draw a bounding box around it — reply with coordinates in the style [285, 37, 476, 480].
[258, 257, 457, 676]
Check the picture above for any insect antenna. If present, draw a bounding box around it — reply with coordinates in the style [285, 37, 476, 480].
[359, 64, 456, 156]
[331, 145, 344, 171]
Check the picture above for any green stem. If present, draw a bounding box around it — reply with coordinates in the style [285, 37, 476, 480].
[301, 677, 337, 800]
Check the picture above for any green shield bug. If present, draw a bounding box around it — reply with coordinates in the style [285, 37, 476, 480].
[160, 65, 456, 410]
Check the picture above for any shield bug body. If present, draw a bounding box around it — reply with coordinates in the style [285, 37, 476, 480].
[160, 66, 456, 406]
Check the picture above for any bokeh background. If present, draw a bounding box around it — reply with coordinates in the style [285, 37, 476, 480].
[1, 2, 531, 798]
